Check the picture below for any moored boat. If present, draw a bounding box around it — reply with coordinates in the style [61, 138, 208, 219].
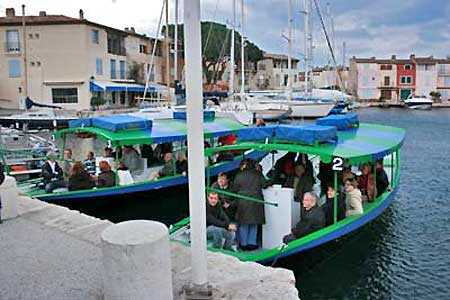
[6, 112, 269, 202]
[169, 114, 405, 262]
[403, 95, 433, 110]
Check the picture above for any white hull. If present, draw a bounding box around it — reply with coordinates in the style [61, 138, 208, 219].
[405, 103, 432, 110]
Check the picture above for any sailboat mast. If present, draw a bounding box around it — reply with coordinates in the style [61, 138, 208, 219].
[287, 0, 292, 100]
[303, 0, 310, 97]
[240, 0, 245, 97]
[174, 0, 178, 81]
[229, 0, 236, 97]
[165, 0, 171, 106]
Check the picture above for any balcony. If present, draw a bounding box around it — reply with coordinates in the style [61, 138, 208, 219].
[4, 41, 21, 53]
[378, 81, 396, 89]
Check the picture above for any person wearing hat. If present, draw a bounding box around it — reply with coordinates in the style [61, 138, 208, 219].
[41, 151, 66, 193]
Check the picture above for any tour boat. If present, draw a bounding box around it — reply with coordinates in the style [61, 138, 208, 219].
[6, 113, 267, 202]
[169, 114, 405, 263]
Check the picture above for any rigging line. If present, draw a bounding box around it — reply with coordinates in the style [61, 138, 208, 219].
[312, 0, 343, 88]
[202, 0, 221, 57]
[142, 0, 165, 103]
[211, 30, 230, 84]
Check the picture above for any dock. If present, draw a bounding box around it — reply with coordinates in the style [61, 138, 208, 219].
[0, 195, 299, 300]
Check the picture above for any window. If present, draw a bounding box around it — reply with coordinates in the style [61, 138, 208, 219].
[147, 64, 155, 82]
[400, 76, 412, 84]
[384, 76, 390, 86]
[110, 59, 116, 79]
[96, 58, 103, 75]
[91, 29, 99, 44]
[52, 88, 78, 104]
[28, 33, 33, 39]
[8, 60, 21, 78]
[35, 33, 40, 39]
[6, 30, 20, 52]
[119, 60, 126, 79]
[36, 61, 41, 67]
[439, 64, 449, 74]
[139, 44, 148, 54]
[404, 64, 412, 70]
[107, 32, 126, 56]
[442, 76, 450, 86]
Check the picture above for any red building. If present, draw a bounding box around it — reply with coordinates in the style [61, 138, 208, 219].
[396, 56, 416, 100]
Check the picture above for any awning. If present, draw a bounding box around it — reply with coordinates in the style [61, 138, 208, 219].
[89, 80, 164, 93]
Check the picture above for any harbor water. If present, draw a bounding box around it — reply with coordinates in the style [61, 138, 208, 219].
[64, 108, 450, 299]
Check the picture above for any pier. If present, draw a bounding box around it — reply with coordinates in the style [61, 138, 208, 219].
[0, 179, 299, 300]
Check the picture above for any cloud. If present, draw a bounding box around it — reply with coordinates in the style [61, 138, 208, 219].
[2, 0, 449, 65]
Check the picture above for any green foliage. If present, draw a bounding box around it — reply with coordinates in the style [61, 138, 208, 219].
[90, 96, 106, 110]
[163, 21, 264, 85]
[430, 91, 442, 102]
[128, 61, 145, 85]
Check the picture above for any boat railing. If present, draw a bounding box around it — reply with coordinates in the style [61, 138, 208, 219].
[0, 147, 47, 176]
[207, 187, 278, 207]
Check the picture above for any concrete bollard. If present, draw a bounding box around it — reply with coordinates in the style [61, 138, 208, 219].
[0, 176, 19, 220]
[101, 220, 173, 300]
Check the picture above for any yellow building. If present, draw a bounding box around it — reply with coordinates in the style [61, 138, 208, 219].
[0, 8, 180, 110]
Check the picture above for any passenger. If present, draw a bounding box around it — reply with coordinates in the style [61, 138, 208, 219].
[255, 118, 266, 127]
[232, 159, 271, 251]
[158, 152, 174, 178]
[272, 152, 296, 185]
[211, 172, 236, 221]
[104, 147, 115, 158]
[358, 163, 374, 202]
[296, 153, 315, 183]
[292, 164, 314, 205]
[61, 148, 73, 181]
[120, 145, 144, 178]
[317, 161, 334, 196]
[283, 192, 325, 243]
[322, 184, 346, 226]
[375, 159, 390, 197]
[68, 161, 94, 191]
[83, 151, 96, 176]
[140, 144, 154, 168]
[96, 161, 116, 188]
[175, 152, 188, 175]
[154, 143, 172, 163]
[206, 192, 237, 250]
[41, 151, 66, 193]
[217, 134, 237, 162]
[342, 166, 355, 183]
[344, 178, 363, 217]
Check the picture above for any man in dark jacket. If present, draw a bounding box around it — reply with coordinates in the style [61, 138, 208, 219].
[206, 192, 236, 250]
[41, 152, 66, 193]
[211, 172, 236, 221]
[322, 184, 346, 226]
[232, 159, 271, 250]
[375, 160, 390, 197]
[283, 192, 326, 243]
[0, 161, 5, 223]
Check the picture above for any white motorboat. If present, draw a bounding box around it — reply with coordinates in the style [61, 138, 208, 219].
[403, 95, 433, 110]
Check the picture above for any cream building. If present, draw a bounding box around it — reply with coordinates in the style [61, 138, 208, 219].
[0, 8, 180, 110]
[254, 53, 300, 90]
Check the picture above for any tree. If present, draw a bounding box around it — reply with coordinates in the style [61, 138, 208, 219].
[163, 21, 264, 85]
[128, 61, 145, 85]
[430, 91, 441, 103]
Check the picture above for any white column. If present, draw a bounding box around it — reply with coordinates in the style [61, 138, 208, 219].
[183, 0, 209, 289]
[303, 0, 310, 97]
[101, 220, 173, 300]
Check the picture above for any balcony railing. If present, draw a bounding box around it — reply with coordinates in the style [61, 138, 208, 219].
[4, 41, 21, 53]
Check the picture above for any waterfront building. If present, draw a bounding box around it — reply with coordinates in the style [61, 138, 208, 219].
[254, 53, 300, 90]
[309, 66, 350, 91]
[349, 54, 450, 102]
[0, 7, 182, 110]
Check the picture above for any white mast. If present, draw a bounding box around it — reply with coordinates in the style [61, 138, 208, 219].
[183, 0, 211, 294]
[287, 0, 292, 100]
[303, 0, 310, 97]
[229, 0, 236, 97]
[174, 0, 178, 81]
[240, 0, 245, 98]
[165, 0, 171, 106]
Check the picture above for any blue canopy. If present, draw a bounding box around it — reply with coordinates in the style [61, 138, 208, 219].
[89, 80, 159, 93]
[316, 113, 359, 130]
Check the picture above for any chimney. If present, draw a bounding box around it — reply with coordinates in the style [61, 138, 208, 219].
[410, 54, 415, 59]
[391, 55, 396, 60]
[5, 8, 15, 17]
[39, 11, 46, 17]
[79, 9, 84, 20]
[130, 27, 135, 33]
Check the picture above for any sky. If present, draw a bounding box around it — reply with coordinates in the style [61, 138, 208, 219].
[2, 0, 450, 68]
